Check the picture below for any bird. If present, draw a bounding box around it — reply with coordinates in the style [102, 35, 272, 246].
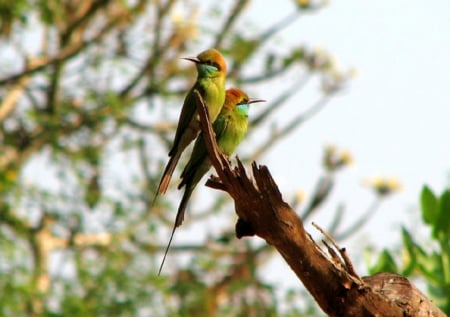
[158, 88, 265, 275]
[155, 48, 227, 200]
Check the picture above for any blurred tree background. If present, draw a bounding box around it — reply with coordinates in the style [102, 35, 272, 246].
[0, 0, 448, 316]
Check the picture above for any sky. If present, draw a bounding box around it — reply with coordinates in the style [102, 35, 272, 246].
[232, 0, 450, 294]
[243, 0, 450, 235]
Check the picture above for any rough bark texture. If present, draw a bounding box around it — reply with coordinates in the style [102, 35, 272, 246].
[194, 90, 446, 317]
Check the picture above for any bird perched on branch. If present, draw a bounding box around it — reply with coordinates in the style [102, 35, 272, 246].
[158, 88, 265, 274]
[155, 48, 227, 199]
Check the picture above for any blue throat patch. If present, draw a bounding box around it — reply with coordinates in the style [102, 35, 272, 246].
[199, 64, 218, 75]
[236, 104, 249, 116]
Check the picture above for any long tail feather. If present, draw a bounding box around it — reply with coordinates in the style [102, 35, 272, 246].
[155, 126, 198, 201]
[157, 186, 193, 275]
[175, 186, 193, 227]
[157, 150, 182, 195]
[158, 221, 177, 276]
[151, 151, 182, 209]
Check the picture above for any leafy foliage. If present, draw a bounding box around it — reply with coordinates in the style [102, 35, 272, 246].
[370, 185, 450, 314]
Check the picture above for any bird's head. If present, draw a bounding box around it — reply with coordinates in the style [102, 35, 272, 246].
[182, 48, 227, 78]
[224, 88, 265, 116]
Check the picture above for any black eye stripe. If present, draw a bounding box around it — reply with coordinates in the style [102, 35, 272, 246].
[203, 60, 220, 70]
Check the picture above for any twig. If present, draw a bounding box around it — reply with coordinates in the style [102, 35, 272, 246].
[327, 203, 345, 236]
[250, 73, 311, 127]
[0, 2, 126, 86]
[301, 175, 334, 220]
[120, 0, 176, 98]
[214, 0, 251, 48]
[194, 90, 226, 174]
[312, 222, 361, 282]
[0, 76, 30, 122]
[251, 93, 333, 161]
[334, 198, 382, 240]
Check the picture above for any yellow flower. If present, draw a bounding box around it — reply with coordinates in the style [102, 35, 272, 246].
[362, 177, 402, 196]
[340, 150, 353, 166]
[296, 0, 328, 9]
[5, 170, 17, 182]
[170, 7, 199, 41]
[306, 47, 333, 71]
[295, 189, 307, 204]
[323, 144, 354, 172]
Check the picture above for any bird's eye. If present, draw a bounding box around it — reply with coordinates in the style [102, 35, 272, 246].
[203, 60, 220, 70]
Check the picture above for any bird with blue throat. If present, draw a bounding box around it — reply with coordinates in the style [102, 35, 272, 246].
[158, 88, 265, 275]
[154, 49, 227, 202]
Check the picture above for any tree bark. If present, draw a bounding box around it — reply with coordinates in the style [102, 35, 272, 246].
[194, 90, 446, 317]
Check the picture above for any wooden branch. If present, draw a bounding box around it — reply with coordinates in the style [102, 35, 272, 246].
[0, 76, 30, 122]
[0, 6, 122, 86]
[193, 90, 445, 317]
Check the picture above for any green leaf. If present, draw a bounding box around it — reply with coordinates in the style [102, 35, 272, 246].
[435, 190, 450, 237]
[369, 250, 398, 275]
[417, 252, 443, 285]
[401, 227, 418, 275]
[85, 174, 101, 209]
[420, 185, 438, 225]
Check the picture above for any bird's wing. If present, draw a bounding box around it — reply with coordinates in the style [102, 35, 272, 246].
[170, 84, 205, 154]
[211, 113, 229, 142]
[178, 113, 229, 188]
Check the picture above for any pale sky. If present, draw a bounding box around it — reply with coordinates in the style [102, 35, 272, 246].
[233, 0, 450, 294]
[242, 0, 450, 234]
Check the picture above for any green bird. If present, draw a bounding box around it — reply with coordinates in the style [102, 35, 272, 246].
[155, 48, 227, 198]
[158, 88, 265, 275]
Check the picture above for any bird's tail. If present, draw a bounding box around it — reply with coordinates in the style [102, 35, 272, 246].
[151, 150, 182, 209]
[158, 150, 182, 195]
[152, 126, 199, 207]
[157, 186, 193, 275]
[158, 221, 177, 276]
[175, 185, 193, 227]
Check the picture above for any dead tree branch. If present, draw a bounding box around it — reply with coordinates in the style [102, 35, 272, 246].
[193, 89, 445, 317]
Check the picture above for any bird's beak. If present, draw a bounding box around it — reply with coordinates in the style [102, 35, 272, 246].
[181, 57, 200, 63]
[248, 98, 266, 104]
